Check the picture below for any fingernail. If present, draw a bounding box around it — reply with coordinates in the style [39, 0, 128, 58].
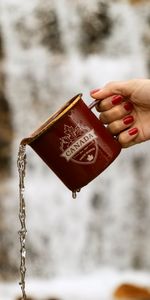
[128, 127, 138, 136]
[90, 88, 101, 95]
[112, 95, 123, 105]
[124, 102, 133, 111]
[123, 115, 134, 125]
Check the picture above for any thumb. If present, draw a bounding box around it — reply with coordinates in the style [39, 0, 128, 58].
[90, 80, 135, 99]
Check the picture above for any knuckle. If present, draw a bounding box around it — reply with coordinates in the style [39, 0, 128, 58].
[118, 137, 125, 147]
[108, 121, 120, 133]
[113, 105, 122, 116]
[96, 104, 101, 112]
[99, 101, 107, 111]
[105, 81, 116, 88]
[100, 111, 109, 123]
[118, 133, 129, 148]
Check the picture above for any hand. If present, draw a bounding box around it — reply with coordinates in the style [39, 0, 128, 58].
[90, 79, 150, 148]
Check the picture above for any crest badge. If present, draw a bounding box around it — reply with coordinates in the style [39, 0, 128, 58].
[60, 124, 98, 165]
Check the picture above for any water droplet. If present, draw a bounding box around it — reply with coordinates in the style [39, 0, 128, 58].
[22, 249, 26, 258]
[72, 191, 77, 199]
[72, 188, 81, 199]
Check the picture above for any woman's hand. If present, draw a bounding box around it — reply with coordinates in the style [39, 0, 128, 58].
[90, 79, 150, 148]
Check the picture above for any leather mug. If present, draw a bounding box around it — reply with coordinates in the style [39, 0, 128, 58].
[21, 94, 121, 192]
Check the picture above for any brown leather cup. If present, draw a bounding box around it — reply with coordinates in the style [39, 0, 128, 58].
[21, 94, 121, 191]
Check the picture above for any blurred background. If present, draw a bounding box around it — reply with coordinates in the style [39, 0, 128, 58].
[0, 0, 150, 299]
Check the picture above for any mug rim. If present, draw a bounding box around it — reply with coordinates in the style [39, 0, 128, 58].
[21, 93, 82, 145]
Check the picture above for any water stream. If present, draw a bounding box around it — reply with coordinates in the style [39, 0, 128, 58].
[17, 144, 27, 299]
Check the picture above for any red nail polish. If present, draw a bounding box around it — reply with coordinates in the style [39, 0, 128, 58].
[112, 95, 123, 105]
[123, 115, 134, 125]
[124, 102, 133, 111]
[90, 88, 101, 95]
[128, 128, 138, 136]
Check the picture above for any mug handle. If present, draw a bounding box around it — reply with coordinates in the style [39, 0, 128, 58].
[88, 98, 120, 142]
[88, 99, 101, 110]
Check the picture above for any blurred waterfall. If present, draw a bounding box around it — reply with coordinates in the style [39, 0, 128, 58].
[0, 0, 150, 279]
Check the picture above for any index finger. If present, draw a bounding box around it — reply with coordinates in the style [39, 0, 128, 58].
[96, 95, 124, 112]
[90, 80, 134, 99]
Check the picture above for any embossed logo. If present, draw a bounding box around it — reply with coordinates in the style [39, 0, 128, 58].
[60, 124, 98, 164]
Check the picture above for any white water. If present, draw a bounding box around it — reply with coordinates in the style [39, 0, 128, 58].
[1, 269, 150, 300]
[0, 0, 150, 285]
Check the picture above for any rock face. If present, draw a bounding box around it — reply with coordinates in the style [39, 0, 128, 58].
[0, 28, 15, 280]
[14, 4, 64, 53]
[0, 30, 13, 178]
[0, 90, 13, 178]
[79, 2, 112, 55]
[0, 29, 4, 58]
[131, 1, 150, 76]
[129, 0, 147, 4]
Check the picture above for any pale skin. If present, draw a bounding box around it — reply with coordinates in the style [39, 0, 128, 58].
[90, 79, 150, 148]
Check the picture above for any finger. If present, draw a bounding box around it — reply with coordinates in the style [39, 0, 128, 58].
[118, 127, 139, 148]
[90, 79, 136, 99]
[100, 101, 133, 124]
[108, 115, 134, 135]
[96, 95, 124, 112]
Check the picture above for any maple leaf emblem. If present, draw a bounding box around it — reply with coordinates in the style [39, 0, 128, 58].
[87, 154, 94, 161]
[60, 124, 89, 151]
